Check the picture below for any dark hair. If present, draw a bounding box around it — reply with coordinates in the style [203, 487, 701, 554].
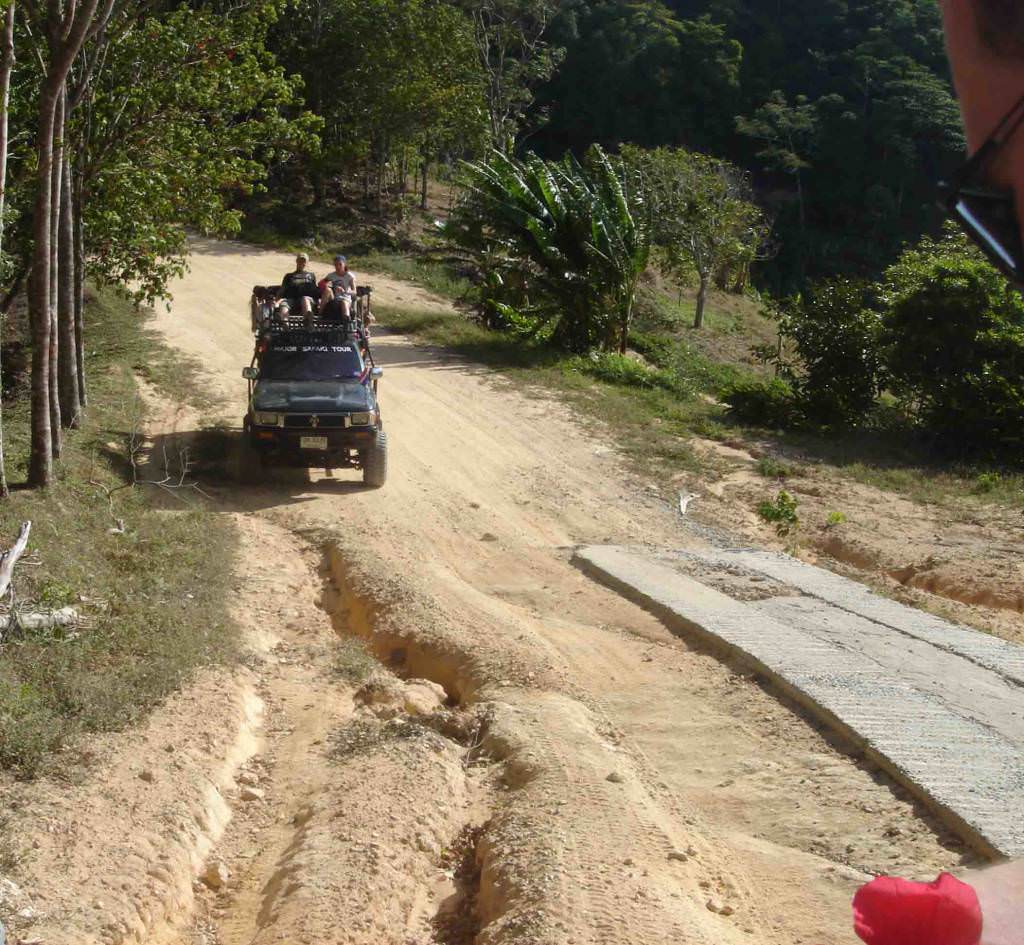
[975, 0, 1024, 56]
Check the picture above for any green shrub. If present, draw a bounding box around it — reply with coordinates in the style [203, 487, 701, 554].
[445, 146, 650, 353]
[757, 490, 800, 535]
[825, 510, 847, 528]
[882, 233, 1024, 455]
[721, 378, 797, 427]
[776, 280, 885, 429]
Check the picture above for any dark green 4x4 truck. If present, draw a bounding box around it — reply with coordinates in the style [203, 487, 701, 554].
[240, 318, 388, 487]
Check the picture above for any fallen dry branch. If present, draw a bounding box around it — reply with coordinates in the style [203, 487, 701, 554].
[90, 409, 210, 523]
[7, 606, 79, 634]
[0, 521, 31, 600]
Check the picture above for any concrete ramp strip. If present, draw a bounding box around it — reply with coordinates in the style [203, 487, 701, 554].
[575, 545, 1024, 859]
[687, 549, 1024, 689]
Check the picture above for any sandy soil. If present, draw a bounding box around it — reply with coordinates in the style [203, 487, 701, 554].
[0, 238, 982, 945]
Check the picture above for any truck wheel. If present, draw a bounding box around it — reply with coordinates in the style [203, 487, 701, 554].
[362, 430, 388, 488]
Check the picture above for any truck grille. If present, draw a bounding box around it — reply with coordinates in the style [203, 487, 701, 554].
[284, 415, 348, 429]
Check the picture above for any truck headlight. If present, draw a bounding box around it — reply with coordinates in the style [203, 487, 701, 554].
[349, 412, 372, 426]
[254, 412, 283, 427]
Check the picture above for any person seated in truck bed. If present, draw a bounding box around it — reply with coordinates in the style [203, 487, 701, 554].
[318, 254, 357, 322]
[276, 252, 319, 320]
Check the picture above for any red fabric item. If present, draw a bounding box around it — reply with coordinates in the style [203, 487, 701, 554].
[853, 873, 982, 945]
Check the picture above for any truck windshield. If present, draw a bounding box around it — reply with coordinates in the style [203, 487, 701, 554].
[260, 342, 364, 381]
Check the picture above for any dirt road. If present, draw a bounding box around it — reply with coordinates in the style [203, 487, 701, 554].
[7, 238, 970, 945]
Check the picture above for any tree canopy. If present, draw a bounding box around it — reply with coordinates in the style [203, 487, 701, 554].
[533, 0, 964, 289]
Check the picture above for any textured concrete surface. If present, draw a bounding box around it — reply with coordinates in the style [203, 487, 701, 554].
[575, 544, 1024, 859]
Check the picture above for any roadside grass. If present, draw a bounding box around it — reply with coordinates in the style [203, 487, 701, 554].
[0, 287, 238, 779]
[767, 423, 1024, 512]
[331, 637, 379, 686]
[357, 252, 469, 301]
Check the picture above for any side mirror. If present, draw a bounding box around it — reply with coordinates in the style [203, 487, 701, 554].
[371, 367, 383, 379]
[242, 367, 259, 380]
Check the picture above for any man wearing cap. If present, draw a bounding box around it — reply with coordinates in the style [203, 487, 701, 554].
[276, 252, 319, 321]
[319, 254, 358, 321]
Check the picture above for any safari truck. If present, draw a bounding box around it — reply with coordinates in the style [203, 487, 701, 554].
[240, 294, 387, 487]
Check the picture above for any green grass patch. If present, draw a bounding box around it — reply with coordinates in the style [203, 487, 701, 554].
[0, 288, 239, 778]
[379, 300, 1024, 513]
[756, 456, 795, 479]
[355, 252, 469, 301]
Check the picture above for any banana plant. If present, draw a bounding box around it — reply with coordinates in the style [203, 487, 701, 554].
[445, 144, 649, 353]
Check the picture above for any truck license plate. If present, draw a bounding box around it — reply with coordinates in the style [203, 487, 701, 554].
[300, 436, 328, 451]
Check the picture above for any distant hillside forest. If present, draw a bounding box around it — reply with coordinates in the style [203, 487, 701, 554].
[535, 1, 963, 290]
[266, 0, 964, 292]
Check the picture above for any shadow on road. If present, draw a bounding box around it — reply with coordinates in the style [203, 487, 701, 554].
[143, 427, 378, 513]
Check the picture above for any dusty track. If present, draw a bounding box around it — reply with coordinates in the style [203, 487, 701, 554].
[1, 238, 971, 945]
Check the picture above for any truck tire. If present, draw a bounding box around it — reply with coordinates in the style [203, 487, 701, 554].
[362, 430, 388, 488]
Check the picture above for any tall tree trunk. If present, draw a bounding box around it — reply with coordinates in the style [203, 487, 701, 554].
[72, 161, 86, 407]
[693, 273, 709, 330]
[26, 0, 113, 487]
[420, 153, 429, 211]
[48, 91, 64, 455]
[0, 1, 15, 498]
[28, 84, 61, 487]
[58, 152, 79, 426]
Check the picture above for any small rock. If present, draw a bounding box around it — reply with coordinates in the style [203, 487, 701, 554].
[238, 771, 260, 787]
[686, 845, 698, 857]
[606, 772, 624, 784]
[706, 898, 725, 914]
[240, 786, 265, 802]
[623, 857, 635, 866]
[480, 533, 499, 543]
[138, 769, 155, 783]
[201, 861, 229, 890]
[667, 850, 688, 862]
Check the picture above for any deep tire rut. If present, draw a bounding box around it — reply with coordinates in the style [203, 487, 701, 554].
[178, 519, 499, 945]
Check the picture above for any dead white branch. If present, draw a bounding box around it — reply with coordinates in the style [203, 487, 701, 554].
[0, 521, 31, 600]
[11, 607, 78, 632]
